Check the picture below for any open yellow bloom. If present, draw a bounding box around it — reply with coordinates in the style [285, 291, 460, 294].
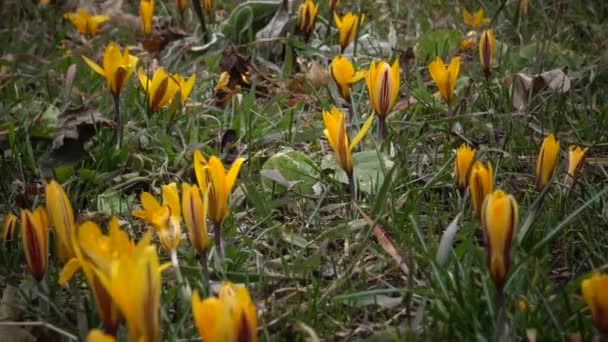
[334, 12, 365, 52]
[132, 183, 182, 251]
[535, 133, 560, 190]
[20, 207, 48, 282]
[297, 0, 319, 40]
[481, 190, 518, 289]
[94, 243, 162, 342]
[323, 107, 374, 176]
[64, 8, 110, 36]
[194, 152, 245, 226]
[429, 56, 461, 104]
[329, 55, 365, 102]
[479, 29, 495, 75]
[83, 42, 138, 96]
[45, 180, 76, 264]
[366, 59, 400, 118]
[192, 282, 258, 342]
[138, 67, 180, 113]
[462, 8, 490, 28]
[3, 213, 18, 242]
[567, 145, 588, 179]
[59, 218, 139, 336]
[173, 73, 196, 103]
[582, 273, 608, 333]
[182, 183, 210, 254]
[469, 161, 493, 216]
[454, 144, 476, 193]
[203, 0, 213, 15]
[140, 0, 154, 35]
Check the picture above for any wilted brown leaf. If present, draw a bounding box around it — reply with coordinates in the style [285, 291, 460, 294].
[512, 68, 571, 111]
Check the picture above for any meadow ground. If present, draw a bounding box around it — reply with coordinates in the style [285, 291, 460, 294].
[1, 0, 608, 341]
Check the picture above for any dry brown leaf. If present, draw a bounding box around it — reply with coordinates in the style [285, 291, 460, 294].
[512, 68, 571, 111]
[256, 0, 290, 61]
[354, 205, 409, 276]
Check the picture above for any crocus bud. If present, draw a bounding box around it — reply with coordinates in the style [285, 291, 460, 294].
[479, 29, 494, 76]
[454, 144, 476, 193]
[297, 0, 319, 42]
[328, 0, 339, 13]
[21, 207, 48, 282]
[334, 12, 365, 52]
[203, 0, 212, 15]
[535, 133, 560, 190]
[481, 190, 518, 290]
[140, 0, 154, 35]
[182, 183, 210, 255]
[177, 0, 188, 14]
[366, 59, 400, 119]
[469, 161, 493, 216]
[45, 180, 76, 264]
[582, 273, 608, 334]
[567, 145, 588, 180]
[2, 213, 18, 242]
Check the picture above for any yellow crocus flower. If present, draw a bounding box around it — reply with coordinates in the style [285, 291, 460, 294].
[44, 180, 76, 264]
[137, 67, 180, 113]
[329, 55, 365, 102]
[173, 73, 196, 103]
[181, 183, 210, 255]
[203, 0, 213, 15]
[140, 0, 154, 35]
[193, 152, 245, 226]
[20, 207, 48, 282]
[132, 183, 182, 251]
[82, 42, 138, 96]
[59, 218, 139, 335]
[94, 244, 162, 342]
[297, 0, 319, 40]
[86, 329, 116, 342]
[454, 144, 476, 193]
[366, 59, 400, 119]
[535, 133, 560, 190]
[567, 145, 588, 179]
[192, 282, 258, 342]
[459, 31, 477, 51]
[428, 56, 461, 104]
[469, 161, 494, 216]
[481, 189, 518, 290]
[462, 8, 490, 28]
[2, 213, 18, 242]
[322, 106, 374, 176]
[479, 29, 495, 75]
[582, 273, 608, 334]
[334, 12, 365, 52]
[177, 0, 188, 14]
[63, 8, 110, 37]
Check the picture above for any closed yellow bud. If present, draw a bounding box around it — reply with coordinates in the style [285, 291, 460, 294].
[365, 59, 400, 118]
[469, 161, 493, 216]
[334, 12, 365, 52]
[328, 0, 339, 13]
[140, 0, 154, 35]
[429, 56, 461, 104]
[203, 0, 212, 15]
[45, 180, 76, 264]
[582, 273, 608, 334]
[86, 329, 116, 342]
[535, 133, 560, 190]
[177, 0, 188, 14]
[2, 213, 18, 242]
[481, 190, 518, 289]
[182, 183, 210, 254]
[20, 207, 48, 282]
[479, 29, 494, 75]
[454, 144, 476, 192]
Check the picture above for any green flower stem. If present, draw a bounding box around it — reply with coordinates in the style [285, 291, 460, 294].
[69, 278, 88, 341]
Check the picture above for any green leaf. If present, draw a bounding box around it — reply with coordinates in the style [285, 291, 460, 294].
[415, 29, 462, 62]
[321, 151, 394, 195]
[261, 150, 319, 195]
